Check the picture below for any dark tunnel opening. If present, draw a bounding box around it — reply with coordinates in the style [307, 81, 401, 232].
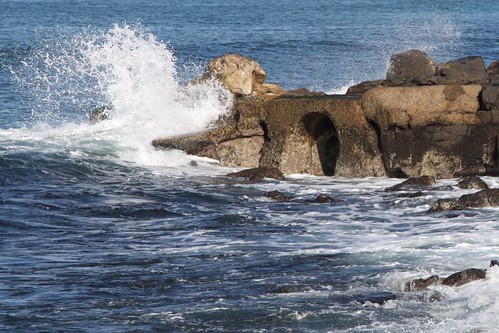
[302, 113, 340, 176]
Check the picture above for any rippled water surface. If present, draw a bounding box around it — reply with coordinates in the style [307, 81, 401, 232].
[1, 0, 498, 331]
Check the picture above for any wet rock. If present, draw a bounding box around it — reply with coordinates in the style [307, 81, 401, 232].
[405, 268, 486, 291]
[456, 176, 489, 190]
[428, 198, 464, 213]
[153, 52, 499, 180]
[458, 188, 499, 208]
[354, 292, 397, 305]
[264, 190, 289, 202]
[441, 268, 486, 287]
[405, 275, 442, 291]
[436, 56, 486, 85]
[396, 191, 426, 198]
[89, 105, 112, 124]
[313, 194, 337, 203]
[385, 176, 436, 192]
[386, 49, 436, 86]
[227, 167, 286, 181]
[429, 189, 499, 212]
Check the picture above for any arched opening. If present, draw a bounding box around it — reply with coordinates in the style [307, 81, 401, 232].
[302, 113, 340, 176]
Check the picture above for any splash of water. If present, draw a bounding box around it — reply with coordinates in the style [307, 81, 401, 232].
[12, 23, 233, 166]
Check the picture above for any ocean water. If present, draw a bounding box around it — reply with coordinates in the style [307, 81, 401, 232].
[1, 0, 498, 332]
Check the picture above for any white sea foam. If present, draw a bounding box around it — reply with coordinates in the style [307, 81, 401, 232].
[11, 23, 233, 168]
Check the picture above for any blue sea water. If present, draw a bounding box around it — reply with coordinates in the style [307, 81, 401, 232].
[1, 1, 499, 332]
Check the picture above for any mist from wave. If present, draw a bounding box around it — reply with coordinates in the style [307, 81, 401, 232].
[8, 23, 232, 167]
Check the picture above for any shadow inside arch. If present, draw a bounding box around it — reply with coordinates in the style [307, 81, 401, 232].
[302, 112, 340, 176]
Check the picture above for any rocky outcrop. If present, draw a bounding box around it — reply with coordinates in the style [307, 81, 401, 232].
[385, 176, 436, 192]
[264, 190, 289, 202]
[313, 194, 337, 203]
[199, 54, 284, 97]
[436, 56, 486, 85]
[428, 188, 499, 212]
[405, 268, 487, 291]
[386, 49, 437, 86]
[457, 176, 489, 190]
[153, 51, 499, 180]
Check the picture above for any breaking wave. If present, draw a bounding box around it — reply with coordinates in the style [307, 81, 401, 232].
[10, 23, 233, 166]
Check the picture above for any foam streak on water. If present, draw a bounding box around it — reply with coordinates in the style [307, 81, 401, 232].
[1, 2, 498, 330]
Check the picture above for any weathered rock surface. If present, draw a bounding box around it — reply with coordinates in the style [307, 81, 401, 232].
[436, 56, 486, 85]
[200, 53, 284, 96]
[226, 167, 285, 181]
[386, 49, 436, 86]
[264, 190, 289, 202]
[481, 61, 499, 111]
[457, 176, 489, 190]
[153, 51, 499, 180]
[405, 268, 486, 291]
[385, 176, 436, 192]
[313, 194, 337, 203]
[428, 188, 499, 212]
[362, 85, 481, 129]
[354, 292, 397, 305]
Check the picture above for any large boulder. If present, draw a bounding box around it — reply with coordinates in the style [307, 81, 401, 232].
[428, 188, 499, 212]
[386, 49, 436, 86]
[201, 54, 284, 96]
[456, 176, 489, 190]
[405, 268, 486, 291]
[362, 85, 481, 129]
[436, 56, 486, 85]
[385, 176, 436, 192]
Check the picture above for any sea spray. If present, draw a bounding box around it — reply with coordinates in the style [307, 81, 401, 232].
[12, 23, 233, 166]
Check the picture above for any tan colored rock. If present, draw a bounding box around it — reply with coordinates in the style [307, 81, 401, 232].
[202, 54, 273, 96]
[217, 136, 264, 167]
[361, 85, 481, 129]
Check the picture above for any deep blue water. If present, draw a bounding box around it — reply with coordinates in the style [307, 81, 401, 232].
[1, 1, 498, 332]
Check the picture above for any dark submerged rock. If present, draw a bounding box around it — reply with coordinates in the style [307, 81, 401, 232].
[428, 198, 464, 213]
[396, 191, 426, 198]
[313, 194, 337, 203]
[385, 176, 436, 192]
[226, 167, 286, 181]
[354, 292, 397, 305]
[456, 176, 489, 190]
[264, 190, 289, 202]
